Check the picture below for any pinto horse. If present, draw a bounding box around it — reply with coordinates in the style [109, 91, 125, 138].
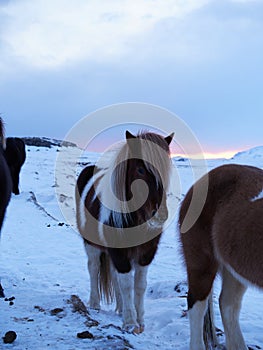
[76, 130, 173, 333]
[0, 118, 12, 297]
[179, 164, 263, 350]
[4, 137, 26, 195]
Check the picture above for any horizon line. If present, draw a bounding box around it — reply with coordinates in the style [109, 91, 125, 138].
[171, 150, 239, 160]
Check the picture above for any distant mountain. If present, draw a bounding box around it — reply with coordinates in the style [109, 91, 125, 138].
[228, 146, 263, 168]
[22, 137, 77, 148]
[232, 146, 263, 160]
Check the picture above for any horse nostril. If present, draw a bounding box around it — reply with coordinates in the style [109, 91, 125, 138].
[152, 209, 157, 217]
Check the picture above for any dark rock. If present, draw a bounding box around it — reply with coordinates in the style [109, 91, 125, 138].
[77, 331, 94, 339]
[3, 331, 17, 344]
[50, 308, 64, 316]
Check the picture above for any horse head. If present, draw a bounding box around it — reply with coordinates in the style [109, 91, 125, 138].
[123, 130, 173, 229]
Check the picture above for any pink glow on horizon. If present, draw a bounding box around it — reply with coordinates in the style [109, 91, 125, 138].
[171, 149, 239, 160]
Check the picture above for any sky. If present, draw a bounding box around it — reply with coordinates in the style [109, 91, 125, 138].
[0, 0, 263, 158]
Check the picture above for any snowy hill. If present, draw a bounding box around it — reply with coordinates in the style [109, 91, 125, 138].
[22, 136, 77, 148]
[0, 141, 263, 349]
[231, 145, 263, 167]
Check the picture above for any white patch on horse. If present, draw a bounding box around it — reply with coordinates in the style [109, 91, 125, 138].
[219, 267, 247, 350]
[188, 299, 208, 350]
[95, 144, 130, 228]
[117, 270, 138, 330]
[79, 169, 104, 230]
[215, 250, 253, 288]
[98, 207, 111, 245]
[250, 187, 263, 202]
[224, 263, 254, 288]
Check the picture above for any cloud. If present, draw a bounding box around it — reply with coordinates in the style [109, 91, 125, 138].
[1, 0, 262, 73]
[0, 0, 210, 69]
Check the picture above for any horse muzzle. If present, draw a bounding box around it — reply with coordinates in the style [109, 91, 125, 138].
[147, 204, 168, 229]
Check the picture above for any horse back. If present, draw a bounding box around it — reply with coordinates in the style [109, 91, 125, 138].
[180, 164, 263, 234]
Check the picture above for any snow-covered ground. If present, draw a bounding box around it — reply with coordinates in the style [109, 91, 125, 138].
[1, 143, 263, 349]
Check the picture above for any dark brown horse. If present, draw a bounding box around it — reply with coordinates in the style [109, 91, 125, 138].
[0, 118, 12, 297]
[76, 130, 173, 333]
[4, 137, 26, 195]
[179, 163, 263, 350]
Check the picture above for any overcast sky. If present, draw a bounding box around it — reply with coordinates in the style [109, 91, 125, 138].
[0, 0, 262, 156]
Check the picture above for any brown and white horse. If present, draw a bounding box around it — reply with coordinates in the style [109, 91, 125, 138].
[179, 163, 263, 350]
[76, 130, 173, 333]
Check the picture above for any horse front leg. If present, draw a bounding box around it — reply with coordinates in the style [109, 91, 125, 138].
[117, 270, 139, 332]
[108, 248, 139, 332]
[134, 264, 148, 333]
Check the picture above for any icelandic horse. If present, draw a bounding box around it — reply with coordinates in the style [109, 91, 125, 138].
[179, 163, 263, 350]
[0, 118, 12, 297]
[76, 130, 173, 333]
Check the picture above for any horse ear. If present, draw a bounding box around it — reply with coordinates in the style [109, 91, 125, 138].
[125, 130, 136, 140]
[165, 132, 174, 145]
[125, 130, 140, 156]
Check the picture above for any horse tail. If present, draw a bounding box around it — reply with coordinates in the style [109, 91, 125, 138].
[203, 293, 218, 349]
[99, 252, 115, 304]
[0, 117, 6, 149]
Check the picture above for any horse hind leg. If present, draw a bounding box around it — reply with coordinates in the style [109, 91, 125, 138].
[187, 265, 218, 350]
[109, 262, 122, 314]
[189, 298, 208, 350]
[85, 243, 101, 310]
[219, 267, 247, 350]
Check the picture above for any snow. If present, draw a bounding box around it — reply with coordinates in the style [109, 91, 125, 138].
[1, 143, 263, 349]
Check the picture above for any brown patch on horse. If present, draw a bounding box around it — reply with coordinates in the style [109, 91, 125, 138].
[179, 163, 263, 349]
[180, 164, 263, 304]
[212, 165, 263, 287]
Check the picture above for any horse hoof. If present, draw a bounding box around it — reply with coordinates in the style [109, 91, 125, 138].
[215, 345, 226, 350]
[138, 324, 145, 333]
[89, 301, 100, 311]
[89, 305, 100, 311]
[115, 307, 122, 315]
[123, 324, 143, 334]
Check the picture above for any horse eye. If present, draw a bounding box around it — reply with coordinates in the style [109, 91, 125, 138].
[137, 166, 145, 175]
